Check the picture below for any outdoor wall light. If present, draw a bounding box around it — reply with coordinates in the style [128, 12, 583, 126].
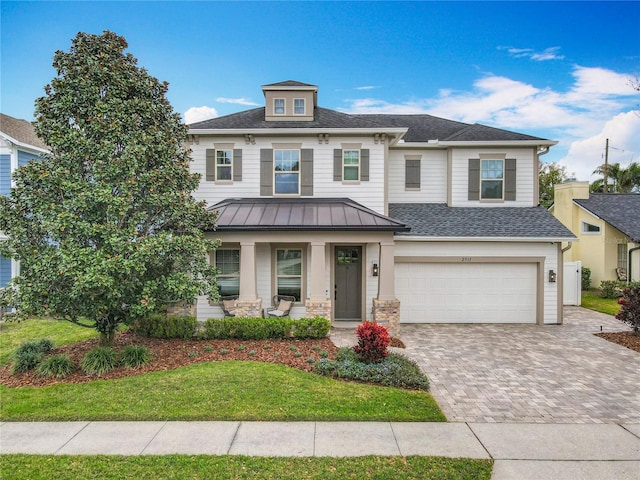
[372, 263, 379, 277]
[548, 269, 557, 283]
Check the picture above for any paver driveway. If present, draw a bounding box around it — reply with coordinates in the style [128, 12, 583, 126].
[331, 307, 640, 424]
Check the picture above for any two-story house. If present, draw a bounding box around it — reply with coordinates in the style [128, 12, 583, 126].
[0, 114, 48, 289]
[188, 81, 576, 327]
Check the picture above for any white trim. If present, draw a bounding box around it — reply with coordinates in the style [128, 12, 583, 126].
[0, 132, 49, 155]
[273, 98, 285, 115]
[293, 98, 305, 115]
[396, 140, 558, 148]
[394, 235, 577, 242]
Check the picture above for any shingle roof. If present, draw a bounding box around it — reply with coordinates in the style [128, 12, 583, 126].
[209, 198, 409, 232]
[262, 80, 317, 88]
[389, 203, 576, 239]
[0, 113, 48, 150]
[574, 194, 640, 242]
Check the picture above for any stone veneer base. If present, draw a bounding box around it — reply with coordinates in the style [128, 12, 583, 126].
[305, 299, 332, 319]
[372, 298, 400, 337]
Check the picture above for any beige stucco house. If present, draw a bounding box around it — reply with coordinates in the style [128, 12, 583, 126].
[553, 181, 640, 286]
[188, 81, 575, 327]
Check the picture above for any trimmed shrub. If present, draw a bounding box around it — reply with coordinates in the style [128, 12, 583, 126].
[353, 321, 390, 363]
[37, 354, 75, 378]
[314, 348, 430, 391]
[292, 316, 331, 339]
[133, 314, 197, 339]
[202, 316, 330, 340]
[81, 347, 117, 376]
[581, 267, 591, 290]
[120, 345, 152, 368]
[616, 285, 640, 335]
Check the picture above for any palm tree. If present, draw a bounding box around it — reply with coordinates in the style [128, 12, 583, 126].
[591, 162, 640, 193]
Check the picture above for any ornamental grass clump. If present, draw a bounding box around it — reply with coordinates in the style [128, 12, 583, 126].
[353, 321, 390, 363]
[11, 338, 55, 374]
[81, 347, 117, 376]
[37, 354, 75, 378]
[120, 345, 152, 368]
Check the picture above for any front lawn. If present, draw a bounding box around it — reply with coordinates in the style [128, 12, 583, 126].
[0, 455, 492, 480]
[581, 289, 620, 316]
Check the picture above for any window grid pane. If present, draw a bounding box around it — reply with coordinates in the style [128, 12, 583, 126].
[276, 249, 302, 301]
[216, 249, 240, 296]
[294, 99, 305, 114]
[618, 244, 628, 270]
[274, 99, 285, 114]
[274, 150, 300, 194]
[481, 159, 504, 199]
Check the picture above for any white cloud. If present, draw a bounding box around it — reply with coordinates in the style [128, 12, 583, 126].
[499, 46, 565, 61]
[216, 97, 259, 106]
[184, 106, 218, 124]
[355, 85, 378, 91]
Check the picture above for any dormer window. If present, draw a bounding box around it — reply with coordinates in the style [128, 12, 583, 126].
[294, 98, 305, 115]
[274, 98, 285, 115]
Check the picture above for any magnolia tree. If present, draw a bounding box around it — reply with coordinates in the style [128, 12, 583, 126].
[0, 31, 218, 345]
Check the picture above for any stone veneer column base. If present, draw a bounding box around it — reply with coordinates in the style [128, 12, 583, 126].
[234, 298, 263, 318]
[372, 298, 400, 337]
[305, 299, 332, 319]
[166, 301, 197, 318]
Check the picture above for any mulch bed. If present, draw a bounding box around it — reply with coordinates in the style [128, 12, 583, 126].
[595, 331, 640, 353]
[0, 331, 341, 388]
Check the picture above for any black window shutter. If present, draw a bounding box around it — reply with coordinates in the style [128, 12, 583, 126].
[468, 159, 480, 201]
[405, 159, 421, 189]
[333, 149, 342, 181]
[505, 158, 516, 201]
[360, 149, 369, 181]
[301, 149, 313, 196]
[233, 149, 242, 181]
[260, 149, 273, 196]
[205, 149, 216, 181]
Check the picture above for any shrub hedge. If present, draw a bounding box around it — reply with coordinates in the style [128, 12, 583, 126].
[133, 314, 198, 339]
[202, 316, 330, 340]
[601, 280, 640, 299]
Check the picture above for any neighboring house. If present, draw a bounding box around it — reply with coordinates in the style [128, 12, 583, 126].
[553, 181, 640, 285]
[0, 113, 48, 288]
[188, 81, 576, 326]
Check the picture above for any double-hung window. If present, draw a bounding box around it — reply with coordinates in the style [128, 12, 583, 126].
[276, 248, 302, 301]
[481, 159, 504, 200]
[215, 150, 233, 181]
[274, 149, 300, 195]
[274, 98, 285, 115]
[294, 98, 305, 115]
[215, 249, 240, 296]
[343, 149, 360, 181]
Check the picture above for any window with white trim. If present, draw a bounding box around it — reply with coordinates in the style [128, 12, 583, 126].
[274, 149, 300, 195]
[215, 249, 240, 296]
[275, 248, 302, 301]
[481, 159, 504, 199]
[617, 244, 628, 270]
[274, 98, 285, 115]
[293, 98, 305, 115]
[581, 222, 600, 234]
[343, 150, 360, 181]
[215, 150, 233, 181]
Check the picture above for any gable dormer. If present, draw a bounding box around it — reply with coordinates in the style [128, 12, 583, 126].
[262, 80, 317, 122]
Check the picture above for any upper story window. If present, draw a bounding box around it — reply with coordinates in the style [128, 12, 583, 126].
[343, 150, 360, 181]
[215, 150, 233, 181]
[481, 159, 504, 200]
[293, 98, 305, 115]
[274, 149, 300, 195]
[215, 249, 240, 296]
[274, 98, 285, 115]
[581, 221, 601, 234]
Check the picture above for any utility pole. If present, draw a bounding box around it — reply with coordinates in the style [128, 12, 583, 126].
[604, 138, 609, 193]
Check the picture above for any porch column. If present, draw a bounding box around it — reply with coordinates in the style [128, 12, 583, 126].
[307, 241, 332, 319]
[377, 241, 395, 300]
[239, 241, 257, 300]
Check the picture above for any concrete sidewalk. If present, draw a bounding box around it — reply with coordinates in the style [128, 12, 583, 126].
[2, 421, 639, 479]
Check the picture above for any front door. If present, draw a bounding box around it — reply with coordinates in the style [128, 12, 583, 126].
[335, 246, 362, 321]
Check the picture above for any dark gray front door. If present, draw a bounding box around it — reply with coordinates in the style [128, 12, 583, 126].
[335, 246, 362, 321]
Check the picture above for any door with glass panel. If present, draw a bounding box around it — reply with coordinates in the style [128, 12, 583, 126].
[334, 246, 362, 320]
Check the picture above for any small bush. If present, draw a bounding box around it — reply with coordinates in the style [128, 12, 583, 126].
[291, 316, 331, 339]
[315, 348, 430, 391]
[319, 349, 329, 358]
[81, 347, 117, 376]
[601, 280, 624, 298]
[202, 316, 330, 340]
[37, 354, 74, 378]
[133, 314, 197, 339]
[248, 350, 256, 356]
[353, 321, 390, 363]
[120, 345, 151, 368]
[11, 352, 43, 374]
[581, 267, 591, 290]
[616, 285, 640, 335]
[220, 348, 228, 355]
[204, 345, 214, 352]
[14, 339, 54, 357]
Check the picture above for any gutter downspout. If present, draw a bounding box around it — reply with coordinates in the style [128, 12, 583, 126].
[536, 146, 551, 206]
[629, 245, 640, 283]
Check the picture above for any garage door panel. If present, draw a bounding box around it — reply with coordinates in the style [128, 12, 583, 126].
[396, 262, 537, 324]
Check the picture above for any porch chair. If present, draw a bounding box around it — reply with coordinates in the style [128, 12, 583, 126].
[219, 295, 239, 317]
[616, 267, 627, 282]
[266, 295, 295, 317]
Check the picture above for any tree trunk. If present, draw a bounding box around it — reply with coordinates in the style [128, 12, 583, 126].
[99, 329, 116, 346]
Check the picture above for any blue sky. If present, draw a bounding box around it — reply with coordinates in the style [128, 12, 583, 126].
[2, 1, 639, 181]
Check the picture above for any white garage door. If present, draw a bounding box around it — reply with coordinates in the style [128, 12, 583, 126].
[395, 262, 537, 323]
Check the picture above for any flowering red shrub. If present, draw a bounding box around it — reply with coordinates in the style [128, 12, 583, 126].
[353, 321, 390, 363]
[616, 285, 640, 336]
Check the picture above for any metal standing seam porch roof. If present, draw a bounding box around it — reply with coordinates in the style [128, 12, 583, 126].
[207, 198, 410, 232]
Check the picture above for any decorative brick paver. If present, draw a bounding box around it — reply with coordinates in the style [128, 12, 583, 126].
[330, 307, 640, 424]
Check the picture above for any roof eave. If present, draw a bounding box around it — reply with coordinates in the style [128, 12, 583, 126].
[0, 132, 49, 154]
[395, 140, 557, 148]
[188, 127, 408, 136]
[394, 235, 577, 242]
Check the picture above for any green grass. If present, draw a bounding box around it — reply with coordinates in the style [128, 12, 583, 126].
[581, 289, 621, 316]
[0, 318, 97, 365]
[0, 455, 492, 480]
[1, 360, 445, 422]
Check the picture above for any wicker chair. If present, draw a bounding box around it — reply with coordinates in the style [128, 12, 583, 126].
[266, 295, 295, 317]
[219, 295, 239, 317]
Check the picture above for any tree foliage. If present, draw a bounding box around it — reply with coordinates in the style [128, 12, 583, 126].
[538, 162, 568, 208]
[591, 162, 640, 193]
[0, 31, 218, 345]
